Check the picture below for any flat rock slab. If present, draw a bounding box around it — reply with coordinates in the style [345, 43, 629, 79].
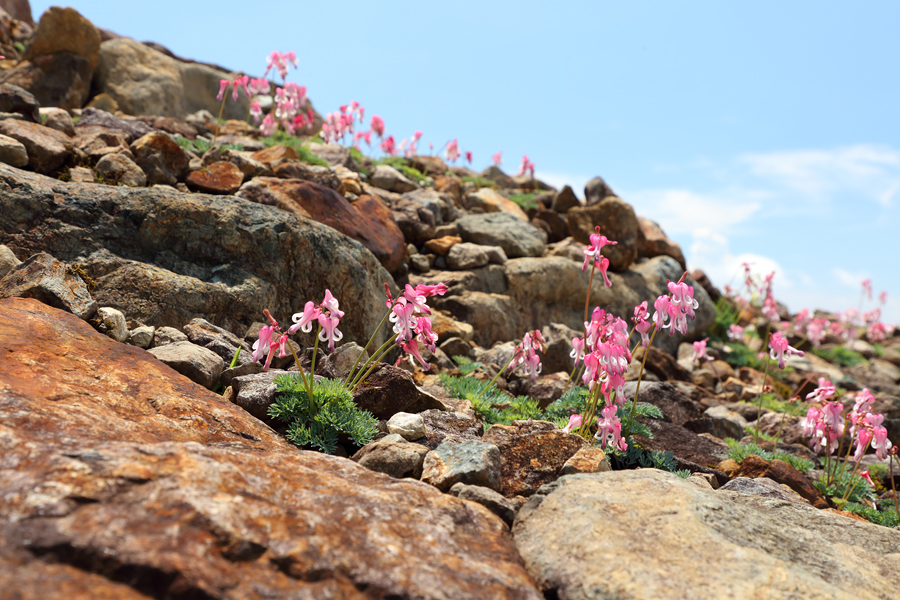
[514, 469, 900, 600]
[0, 251, 97, 320]
[0, 298, 541, 600]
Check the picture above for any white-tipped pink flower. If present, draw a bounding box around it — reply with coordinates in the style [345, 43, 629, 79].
[692, 338, 713, 363]
[595, 405, 627, 452]
[562, 414, 583, 434]
[492, 152, 502, 166]
[727, 324, 745, 341]
[768, 331, 804, 369]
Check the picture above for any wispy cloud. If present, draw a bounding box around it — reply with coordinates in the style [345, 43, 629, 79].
[626, 189, 762, 237]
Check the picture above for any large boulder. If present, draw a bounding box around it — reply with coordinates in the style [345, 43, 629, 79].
[24, 6, 101, 71]
[0, 119, 71, 173]
[514, 469, 900, 599]
[566, 196, 640, 271]
[0, 162, 395, 345]
[2, 51, 92, 111]
[93, 37, 249, 119]
[456, 212, 547, 258]
[0, 298, 542, 600]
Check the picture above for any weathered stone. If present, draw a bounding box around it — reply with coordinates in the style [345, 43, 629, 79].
[251, 144, 299, 164]
[94, 306, 128, 343]
[719, 476, 812, 505]
[185, 160, 243, 194]
[147, 340, 225, 389]
[449, 482, 517, 527]
[0, 132, 27, 167]
[421, 441, 503, 492]
[307, 142, 355, 169]
[39, 108, 75, 136]
[435, 291, 520, 348]
[151, 325, 188, 347]
[0, 244, 21, 278]
[219, 360, 263, 387]
[464, 188, 529, 220]
[128, 324, 154, 349]
[25, 6, 101, 70]
[430, 309, 475, 343]
[514, 469, 900, 600]
[560, 447, 611, 475]
[456, 212, 546, 258]
[94, 38, 250, 120]
[237, 178, 405, 272]
[0, 298, 540, 600]
[130, 130, 189, 186]
[0, 118, 70, 173]
[420, 408, 484, 450]
[447, 242, 490, 270]
[424, 235, 461, 256]
[584, 175, 616, 205]
[0, 82, 40, 122]
[352, 363, 445, 419]
[733, 454, 829, 508]
[531, 208, 569, 243]
[76, 108, 153, 141]
[272, 160, 340, 188]
[550, 185, 582, 213]
[386, 411, 427, 441]
[566, 196, 639, 271]
[351, 439, 430, 479]
[483, 420, 589, 497]
[0, 52, 93, 111]
[402, 188, 459, 225]
[633, 418, 730, 468]
[94, 152, 147, 187]
[0, 251, 96, 319]
[637, 215, 687, 270]
[371, 164, 418, 193]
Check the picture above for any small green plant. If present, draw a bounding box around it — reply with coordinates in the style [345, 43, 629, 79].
[814, 457, 877, 504]
[841, 502, 900, 527]
[724, 439, 814, 473]
[451, 355, 483, 376]
[739, 393, 793, 415]
[460, 175, 497, 188]
[268, 374, 378, 454]
[606, 445, 680, 473]
[260, 131, 329, 167]
[813, 345, 868, 367]
[508, 192, 540, 211]
[722, 341, 765, 370]
[438, 372, 542, 426]
[13, 42, 24, 56]
[399, 165, 429, 185]
[709, 296, 740, 342]
[374, 156, 408, 169]
[872, 343, 885, 357]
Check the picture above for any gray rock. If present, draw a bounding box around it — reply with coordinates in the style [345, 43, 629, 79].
[566, 196, 640, 271]
[386, 412, 427, 441]
[0, 133, 28, 167]
[0, 119, 71, 174]
[151, 326, 188, 347]
[307, 142, 355, 169]
[351, 439, 430, 479]
[219, 360, 263, 388]
[704, 404, 749, 429]
[183, 317, 250, 352]
[128, 325, 154, 349]
[421, 440, 502, 492]
[584, 175, 616, 205]
[539, 322, 581, 374]
[0, 252, 96, 320]
[39, 108, 76, 137]
[94, 306, 128, 342]
[0, 83, 40, 123]
[352, 363, 445, 419]
[327, 341, 369, 378]
[371, 164, 417, 193]
[230, 370, 284, 421]
[76, 108, 153, 141]
[718, 476, 810, 505]
[420, 408, 484, 450]
[439, 336, 471, 360]
[456, 212, 547, 258]
[401, 188, 458, 225]
[0, 245, 21, 278]
[95, 152, 147, 187]
[130, 130, 189, 186]
[0, 163, 395, 346]
[434, 291, 520, 348]
[67, 166, 95, 183]
[551, 185, 582, 213]
[446, 242, 489, 270]
[514, 469, 900, 600]
[147, 340, 225, 389]
[449, 482, 517, 527]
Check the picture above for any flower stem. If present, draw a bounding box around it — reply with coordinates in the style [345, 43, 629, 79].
[840, 439, 872, 503]
[890, 454, 900, 524]
[286, 340, 314, 407]
[349, 341, 398, 392]
[472, 348, 520, 403]
[346, 305, 393, 383]
[624, 325, 658, 438]
[348, 334, 397, 390]
[752, 357, 772, 445]
[213, 94, 227, 144]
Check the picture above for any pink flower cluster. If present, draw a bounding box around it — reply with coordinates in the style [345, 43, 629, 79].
[264, 50, 298, 81]
[387, 283, 448, 370]
[803, 385, 893, 463]
[321, 101, 364, 144]
[768, 331, 804, 369]
[512, 330, 547, 382]
[260, 82, 313, 136]
[518, 154, 535, 177]
[654, 280, 700, 337]
[581, 226, 617, 287]
[252, 290, 346, 369]
[692, 338, 713, 363]
[579, 307, 632, 404]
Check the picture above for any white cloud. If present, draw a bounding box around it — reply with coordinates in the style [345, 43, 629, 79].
[688, 229, 787, 292]
[831, 267, 869, 289]
[626, 189, 762, 237]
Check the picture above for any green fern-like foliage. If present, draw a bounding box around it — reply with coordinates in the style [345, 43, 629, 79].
[451, 355, 483, 376]
[606, 444, 680, 473]
[813, 457, 877, 504]
[259, 131, 330, 167]
[842, 502, 900, 528]
[438, 373, 543, 426]
[543, 386, 590, 427]
[813, 345, 868, 367]
[724, 439, 814, 473]
[508, 192, 540, 211]
[268, 374, 378, 454]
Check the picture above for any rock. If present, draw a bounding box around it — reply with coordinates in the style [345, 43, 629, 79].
[637, 215, 686, 270]
[306, 142, 355, 169]
[237, 179, 405, 272]
[77, 107, 153, 141]
[67, 165, 94, 182]
[456, 212, 546, 258]
[2, 0, 33, 25]
[421, 441, 503, 492]
[229, 370, 288, 421]
[128, 324, 154, 349]
[560, 447, 611, 475]
[447, 242, 490, 270]
[94, 152, 147, 187]
[24, 6, 101, 70]
[550, 184, 581, 212]
[84, 91, 119, 112]
[719, 476, 812, 505]
[449, 482, 517, 527]
[386, 411, 427, 441]
[402, 188, 459, 226]
[482, 420, 589, 497]
[703, 404, 749, 430]
[526, 371, 571, 409]
[464, 188, 529, 220]
[351, 438, 430, 479]
[424, 235, 461, 256]
[584, 175, 616, 205]
[430, 309, 476, 343]
[219, 360, 263, 387]
[683, 415, 745, 441]
[620, 381, 703, 427]
[93, 306, 128, 342]
[0, 132, 27, 167]
[94, 38, 250, 119]
[147, 340, 225, 389]
[0, 251, 96, 319]
[130, 130, 189, 185]
[0, 52, 92, 111]
[514, 469, 900, 599]
[222, 148, 269, 181]
[352, 363, 445, 419]
[39, 107, 75, 136]
[0, 82, 40, 122]
[151, 325, 188, 347]
[0, 298, 540, 599]
[183, 316, 250, 358]
[419, 408, 484, 450]
[566, 196, 639, 271]
[748, 411, 807, 446]
[733, 454, 829, 508]
[538, 322, 581, 375]
[0, 244, 21, 278]
[435, 291, 520, 348]
[326, 341, 368, 377]
[0, 119, 70, 173]
[185, 160, 243, 194]
[633, 418, 730, 468]
[530, 208, 569, 243]
[371, 164, 417, 193]
[251, 144, 299, 164]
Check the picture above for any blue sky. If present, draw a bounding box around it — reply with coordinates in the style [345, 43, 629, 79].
[31, 1, 900, 322]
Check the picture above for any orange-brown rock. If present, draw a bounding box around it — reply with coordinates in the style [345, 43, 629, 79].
[636, 215, 687, 270]
[238, 178, 405, 272]
[424, 235, 462, 256]
[251, 144, 299, 164]
[734, 455, 829, 509]
[0, 298, 542, 599]
[185, 160, 243, 194]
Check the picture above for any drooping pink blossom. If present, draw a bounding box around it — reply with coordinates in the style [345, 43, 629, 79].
[862, 279, 873, 301]
[692, 338, 713, 363]
[492, 152, 502, 166]
[370, 115, 385, 137]
[768, 331, 804, 369]
[288, 301, 321, 334]
[445, 139, 461, 163]
[595, 405, 627, 452]
[805, 377, 835, 403]
[562, 414, 582, 434]
[633, 302, 653, 347]
[317, 313, 343, 352]
[727, 324, 745, 341]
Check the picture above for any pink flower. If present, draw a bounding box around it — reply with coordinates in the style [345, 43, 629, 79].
[860, 470, 876, 489]
[390, 298, 417, 342]
[518, 154, 535, 177]
[768, 331, 804, 369]
[570, 336, 586, 365]
[403, 284, 431, 314]
[370, 115, 385, 137]
[445, 139, 460, 163]
[380, 135, 396, 156]
[879, 291, 888, 305]
[216, 79, 229, 102]
[465, 151, 473, 164]
[562, 414, 582, 434]
[321, 289, 345, 320]
[260, 113, 277, 137]
[252, 325, 275, 363]
[400, 338, 430, 371]
[414, 282, 449, 297]
[633, 302, 653, 347]
[582, 226, 617, 273]
[692, 338, 712, 363]
[805, 377, 835, 403]
[652, 295, 672, 331]
[317, 313, 343, 352]
[595, 405, 627, 452]
[288, 301, 321, 334]
[414, 317, 438, 352]
[492, 152, 502, 166]
[862, 279, 873, 300]
[727, 324, 744, 341]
